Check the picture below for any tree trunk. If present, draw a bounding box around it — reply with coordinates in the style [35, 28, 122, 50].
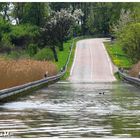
[59, 40, 64, 51]
[51, 46, 58, 62]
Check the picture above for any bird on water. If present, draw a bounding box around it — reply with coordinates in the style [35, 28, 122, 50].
[99, 92, 105, 95]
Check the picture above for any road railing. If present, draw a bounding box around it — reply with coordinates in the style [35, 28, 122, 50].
[118, 70, 140, 86]
[0, 37, 77, 101]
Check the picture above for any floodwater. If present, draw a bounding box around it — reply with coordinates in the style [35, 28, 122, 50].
[0, 81, 140, 138]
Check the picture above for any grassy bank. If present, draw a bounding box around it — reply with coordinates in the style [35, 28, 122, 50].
[55, 37, 83, 80]
[0, 59, 57, 90]
[104, 41, 133, 69]
[54, 39, 73, 71]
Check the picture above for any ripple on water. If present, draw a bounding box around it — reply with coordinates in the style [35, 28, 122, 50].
[0, 82, 140, 138]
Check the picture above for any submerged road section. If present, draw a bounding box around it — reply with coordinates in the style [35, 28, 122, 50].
[69, 38, 116, 82]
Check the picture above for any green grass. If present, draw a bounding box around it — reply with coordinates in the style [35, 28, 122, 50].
[104, 41, 133, 69]
[0, 50, 30, 60]
[55, 39, 73, 71]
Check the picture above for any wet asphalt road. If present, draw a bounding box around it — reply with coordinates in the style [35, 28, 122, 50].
[69, 38, 116, 82]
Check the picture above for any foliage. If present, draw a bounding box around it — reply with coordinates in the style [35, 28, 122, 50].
[118, 23, 140, 63]
[0, 18, 13, 51]
[111, 9, 133, 36]
[27, 44, 38, 57]
[12, 3, 49, 26]
[0, 3, 11, 21]
[44, 8, 83, 50]
[0, 18, 11, 41]
[42, 8, 83, 62]
[9, 24, 40, 47]
[34, 48, 54, 61]
[0, 2, 140, 71]
[55, 39, 73, 71]
[7, 51, 21, 59]
[49, 3, 71, 11]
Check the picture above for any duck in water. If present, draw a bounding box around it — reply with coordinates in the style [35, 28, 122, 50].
[99, 92, 105, 95]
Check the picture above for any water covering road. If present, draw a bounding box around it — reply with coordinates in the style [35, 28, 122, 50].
[0, 82, 140, 138]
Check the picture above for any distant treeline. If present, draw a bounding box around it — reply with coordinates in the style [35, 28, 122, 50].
[0, 2, 140, 63]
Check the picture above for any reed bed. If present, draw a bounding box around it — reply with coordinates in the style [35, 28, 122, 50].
[129, 61, 140, 78]
[0, 59, 57, 90]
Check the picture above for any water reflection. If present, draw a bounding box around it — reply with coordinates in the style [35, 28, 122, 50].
[0, 82, 140, 138]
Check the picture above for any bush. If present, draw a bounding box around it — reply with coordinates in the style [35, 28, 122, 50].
[118, 23, 140, 63]
[27, 44, 38, 57]
[8, 51, 21, 59]
[0, 33, 14, 54]
[0, 18, 12, 50]
[34, 48, 54, 61]
[0, 18, 11, 41]
[9, 24, 40, 47]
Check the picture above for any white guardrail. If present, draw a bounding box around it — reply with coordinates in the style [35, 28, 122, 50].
[0, 38, 77, 101]
[118, 70, 140, 86]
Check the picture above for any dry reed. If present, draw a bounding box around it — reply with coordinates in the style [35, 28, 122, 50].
[0, 59, 57, 90]
[129, 61, 140, 78]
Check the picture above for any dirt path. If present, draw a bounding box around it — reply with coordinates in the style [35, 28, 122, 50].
[69, 38, 116, 82]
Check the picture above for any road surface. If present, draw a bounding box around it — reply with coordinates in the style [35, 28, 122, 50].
[69, 38, 116, 82]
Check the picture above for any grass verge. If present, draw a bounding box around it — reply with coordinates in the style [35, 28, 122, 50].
[104, 41, 133, 69]
[55, 37, 84, 80]
[54, 39, 73, 71]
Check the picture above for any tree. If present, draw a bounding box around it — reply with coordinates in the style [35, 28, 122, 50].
[49, 2, 71, 11]
[12, 2, 49, 26]
[11, 3, 25, 24]
[119, 23, 140, 63]
[53, 8, 83, 51]
[41, 20, 59, 62]
[0, 3, 11, 21]
[9, 24, 40, 48]
[112, 9, 133, 36]
[42, 8, 83, 61]
[71, 3, 91, 35]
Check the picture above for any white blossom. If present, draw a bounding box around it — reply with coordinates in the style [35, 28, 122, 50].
[112, 9, 133, 34]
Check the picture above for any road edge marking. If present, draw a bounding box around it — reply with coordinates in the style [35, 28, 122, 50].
[89, 44, 93, 81]
[101, 43, 116, 81]
[70, 42, 78, 76]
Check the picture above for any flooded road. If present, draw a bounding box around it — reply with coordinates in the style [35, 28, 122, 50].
[0, 81, 140, 138]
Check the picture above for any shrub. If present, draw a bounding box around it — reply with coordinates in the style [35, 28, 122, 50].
[27, 44, 38, 57]
[34, 48, 54, 61]
[8, 51, 21, 59]
[0, 18, 11, 41]
[0, 18, 12, 50]
[9, 24, 40, 47]
[0, 33, 14, 54]
[118, 23, 140, 63]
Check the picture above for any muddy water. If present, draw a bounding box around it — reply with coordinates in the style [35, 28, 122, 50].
[0, 82, 140, 138]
